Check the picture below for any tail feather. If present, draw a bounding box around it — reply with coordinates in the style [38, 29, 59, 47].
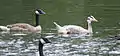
[0, 26, 10, 31]
[53, 22, 62, 30]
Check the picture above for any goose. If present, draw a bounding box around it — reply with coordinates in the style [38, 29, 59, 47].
[0, 9, 45, 33]
[53, 16, 98, 36]
[36, 38, 51, 56]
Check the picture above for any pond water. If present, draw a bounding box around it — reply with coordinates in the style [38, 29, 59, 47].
[0, 31, 120, 56]
[0, 0, 120, 56]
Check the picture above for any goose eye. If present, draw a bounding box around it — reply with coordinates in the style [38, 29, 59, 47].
[90, 16, 93, 18]
[87, 17, 91, 20]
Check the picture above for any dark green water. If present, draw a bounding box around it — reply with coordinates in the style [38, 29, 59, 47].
[0, 0, 120, 56]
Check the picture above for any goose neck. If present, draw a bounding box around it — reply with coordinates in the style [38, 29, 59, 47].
[35, 14, 39, 26]
[39, 42, 44, 56]
[87, 20, 93, 33]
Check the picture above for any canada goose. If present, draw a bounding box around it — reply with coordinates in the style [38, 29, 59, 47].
[0, 9, 45, 33]
[36, 38, 51, 56]
[53, 16, 98, 36]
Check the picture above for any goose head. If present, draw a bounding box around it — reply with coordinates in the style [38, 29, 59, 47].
[87, 15, 98, 23]
[35, 9, 46, 15]
[37, 38, 51, 56]
[39, 38, 51, 44]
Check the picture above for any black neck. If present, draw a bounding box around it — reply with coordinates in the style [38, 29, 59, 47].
[39, 42, 44, 56]
[35, 14, 39, 26]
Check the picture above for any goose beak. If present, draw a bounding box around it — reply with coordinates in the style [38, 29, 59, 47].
[94, 19, 98, 22]
[90, 15, 98, 22]
[39, 9, 46, 14]
[42, 38, 51, 43]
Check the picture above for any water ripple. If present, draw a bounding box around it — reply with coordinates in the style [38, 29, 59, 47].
[0, 33, 120, 56]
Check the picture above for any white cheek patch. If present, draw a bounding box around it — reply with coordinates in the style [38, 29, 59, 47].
[40, 39, 46, 44]
[35, 11, 40, 15]
[87, 20, 91, 23]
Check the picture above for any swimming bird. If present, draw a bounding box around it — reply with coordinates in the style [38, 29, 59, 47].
[53, 16, 98, 36]
[36, 38, 51, 56]
[0, 9, 45, 33]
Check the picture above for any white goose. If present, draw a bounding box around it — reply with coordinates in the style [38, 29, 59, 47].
[53, 16, 98, 36]
[0, 9, 45, 33]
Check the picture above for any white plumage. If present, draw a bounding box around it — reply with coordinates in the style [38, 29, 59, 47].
[53, 15, 98, 36]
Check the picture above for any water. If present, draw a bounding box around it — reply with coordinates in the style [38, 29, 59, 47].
[0, 0, 120, 56]
[0, 33, 120, 56]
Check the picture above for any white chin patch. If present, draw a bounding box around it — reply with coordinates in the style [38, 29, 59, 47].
[40, 39, 46, 44]
[35, 11, 40, 15]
